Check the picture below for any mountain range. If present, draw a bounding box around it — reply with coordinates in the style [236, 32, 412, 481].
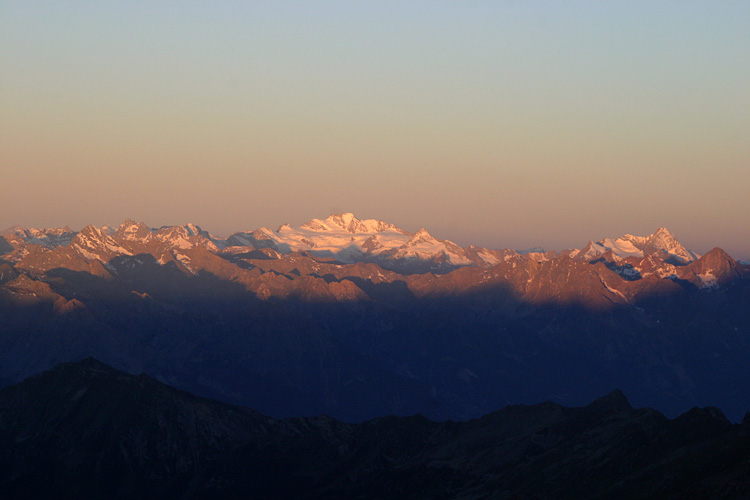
[1, 213, 708, 275]
[1, 213, 748, 421]
[2, 358, 749, 499]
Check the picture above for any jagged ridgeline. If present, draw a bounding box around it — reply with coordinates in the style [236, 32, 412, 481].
[1, 213, 749, 422]
[1, 359, 749, 500]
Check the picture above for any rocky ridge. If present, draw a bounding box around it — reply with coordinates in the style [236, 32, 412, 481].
[0, 214, 743, 307]
[1, 358, 749, 500]
[1, 214, 748, 422]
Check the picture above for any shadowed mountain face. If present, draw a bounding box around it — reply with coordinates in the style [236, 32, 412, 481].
[1, 359, 749, 500]
[1, 216, 749, 422]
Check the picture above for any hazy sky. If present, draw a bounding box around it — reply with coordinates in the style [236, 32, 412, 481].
[2, 2, 749, 258]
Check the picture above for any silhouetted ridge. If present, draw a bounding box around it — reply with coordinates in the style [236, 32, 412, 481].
[71, 356, 118, 372]
[675, 406, 731, 427]
[586, 389, 632, 412]
[742, 413, 750, 434]
[2, 359, 750, 500]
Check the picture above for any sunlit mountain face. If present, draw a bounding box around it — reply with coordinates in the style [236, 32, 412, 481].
[1, 213, 749, 422]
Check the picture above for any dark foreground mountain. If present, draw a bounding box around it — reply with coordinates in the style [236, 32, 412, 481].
[1, 359, 749, 500]
[1, 214, 749, 422]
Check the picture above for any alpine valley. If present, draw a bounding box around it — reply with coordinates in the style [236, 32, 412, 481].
[1, 213, 749, 422]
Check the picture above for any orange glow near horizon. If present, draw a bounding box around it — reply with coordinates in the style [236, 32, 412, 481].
[1, 2, 749, 259]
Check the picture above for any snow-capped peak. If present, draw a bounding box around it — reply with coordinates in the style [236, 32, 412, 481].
[71, 225, 131, 260]
[156, 223, 205, 238]
[406, 228, 436, 246]
[393, 227, 472, 266]
[153, 223, 220, 251]
[226, 213, 475, 268]
[115, 219, 154, 241]
[78, 224, 107, 240]
[324, 212, 358, 230]
[621, 227, 698, 262]
[299, 213, 402, 234]
[184, 223, 203, 236]
[266, 213, 410, 261]
[572, 227, 698, 263]
[4, 226, 76, 249]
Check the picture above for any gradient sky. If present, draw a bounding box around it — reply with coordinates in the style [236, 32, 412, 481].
[2, 1, 749, 259]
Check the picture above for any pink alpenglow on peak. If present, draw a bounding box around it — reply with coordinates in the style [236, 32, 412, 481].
[568, 227, 699, 264]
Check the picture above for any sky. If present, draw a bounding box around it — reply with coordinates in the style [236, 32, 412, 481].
[2, 1, 749, 259]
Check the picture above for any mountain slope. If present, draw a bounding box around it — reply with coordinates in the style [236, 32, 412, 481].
[1, 359, 749, 500]
[0, 215, 748, 422]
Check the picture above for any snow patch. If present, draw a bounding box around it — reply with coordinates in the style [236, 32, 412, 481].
[698, 272, 719, 289]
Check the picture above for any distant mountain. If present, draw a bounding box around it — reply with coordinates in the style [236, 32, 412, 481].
[2, 215, 707, 274]
[567, 227, 699, 264]
[225, 212, 507, 272]
[1, 358, 749, 500]
[1, 214, 748, 422]
[1, 225, 76, 249]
